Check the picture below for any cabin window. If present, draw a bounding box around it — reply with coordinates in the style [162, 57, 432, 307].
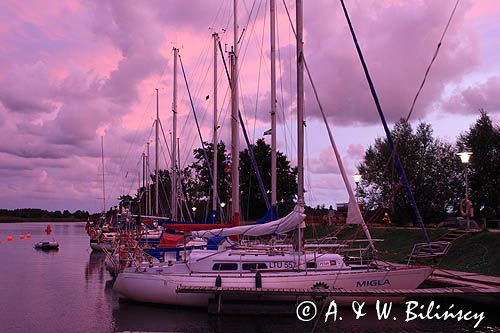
[306, 262, 316, 268]
[212, 263, 238, 271]
[242, 263, 267, 270]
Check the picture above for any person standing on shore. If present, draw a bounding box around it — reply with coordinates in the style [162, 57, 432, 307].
[328, 205, 335, 225]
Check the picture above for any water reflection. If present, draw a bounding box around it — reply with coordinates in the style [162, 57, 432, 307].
[85, 250, 107, 283]
[1, 222, 499, 333]
[33, 247, 59, 254]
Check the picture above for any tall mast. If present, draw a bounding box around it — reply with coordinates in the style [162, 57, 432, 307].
[231, 0, 240, 224]
[147, 142, 151, 216]
[171, 47, 178, 221]
[177, 137, 181, 217]
[212, 32, 219, 215]
[142, 152, 146, 215]
[155, 88, 160, 216]
[296, 0, 304, 257]
[296, 0, 304, 208]
[138, 170, 141, 215]
[270, 0, 277, 219]
[101, 136, 106, 213]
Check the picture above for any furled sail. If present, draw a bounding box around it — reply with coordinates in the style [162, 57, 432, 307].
[346, 196, 364, 225]
[191, 205, 305, 238]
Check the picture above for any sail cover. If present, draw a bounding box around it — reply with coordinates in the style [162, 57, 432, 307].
[191, 205, 305, 238]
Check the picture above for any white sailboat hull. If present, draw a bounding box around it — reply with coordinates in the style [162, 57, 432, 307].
[114, 266, 433, 307]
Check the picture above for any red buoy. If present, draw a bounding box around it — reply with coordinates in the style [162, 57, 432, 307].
[26, 233, 31, 238]
[20, 235, 25, 239]
[7, 236, 13, 241]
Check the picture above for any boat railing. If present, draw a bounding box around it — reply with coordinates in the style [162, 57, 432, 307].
[406, 241, 451, 265]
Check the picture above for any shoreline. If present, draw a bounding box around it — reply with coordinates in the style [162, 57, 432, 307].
[0, 217, 87, 223]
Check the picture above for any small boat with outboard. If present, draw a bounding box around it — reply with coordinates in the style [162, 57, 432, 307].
[34, 241, 59, 250]
[34, 224, 59, 250]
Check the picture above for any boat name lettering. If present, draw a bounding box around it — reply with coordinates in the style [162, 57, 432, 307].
[356, 279, 390, 287]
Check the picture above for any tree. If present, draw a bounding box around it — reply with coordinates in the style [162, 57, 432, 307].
[187, 139, 298, 221]
[73, 210, 90, 219]
[118, 195, 134, 210]
[358, 119, 463, 224]
[457, 111, 500, 218]
[185, 141, 232, 221]
[122, 139, 298, 222]
[239, 138, 298, 220]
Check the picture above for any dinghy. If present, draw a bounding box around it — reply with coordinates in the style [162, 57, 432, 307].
[34, 241, 59, 250]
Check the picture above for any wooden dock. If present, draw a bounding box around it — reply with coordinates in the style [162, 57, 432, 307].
[176, 285, 500, 297]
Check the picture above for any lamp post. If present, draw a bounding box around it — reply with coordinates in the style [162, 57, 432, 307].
[220, 202, 226, 219]
[353, 174, 362, 201]
[457, 151, 472, 230]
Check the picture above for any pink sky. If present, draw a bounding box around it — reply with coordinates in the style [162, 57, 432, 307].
[0, 0, 499, 212]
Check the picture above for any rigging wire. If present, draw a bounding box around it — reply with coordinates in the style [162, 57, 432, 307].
[372, 0, 461, 221]
[218, 38, 272, 211]
[406, 0, 461, 122]
[337, 0, 431, 244]
[252, 0, 268, 143]
[178, 51, 226, 222]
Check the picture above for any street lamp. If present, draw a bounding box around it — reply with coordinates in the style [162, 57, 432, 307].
[191, 206, 197, 212]
[220, 202, 226, 208]
[457, 151, 472, 230]
[353, 174, 362, 200]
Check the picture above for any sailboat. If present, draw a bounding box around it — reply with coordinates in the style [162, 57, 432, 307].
[113, 0, 435, 307]
[88, 136, 119, 252]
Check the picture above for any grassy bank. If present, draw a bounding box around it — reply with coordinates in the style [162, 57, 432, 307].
[305, 225, 500, 277]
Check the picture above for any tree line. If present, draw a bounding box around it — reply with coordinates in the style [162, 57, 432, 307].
[120, 138, 298, 222]
[357, 111, 500, 224]
[0, 208, 91, 220]
[119, 111, 499, 225]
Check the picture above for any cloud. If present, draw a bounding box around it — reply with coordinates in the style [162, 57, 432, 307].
[442, 76, 500, 114]
[0, 0, 496, 211]
[0, 62, 56, 114]
[308, 147, 340, 174]
[298, 0, 479, 125]
[347, 144, 364, 161]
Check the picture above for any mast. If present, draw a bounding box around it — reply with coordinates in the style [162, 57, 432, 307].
[147, 142, 151, 216]
[142, 152, 146, 215]
[177, 137, 182, 221]
[212, 32, 219, 215]
[231, 0, 240, 224]
[171, 47, 179, 221]
[270, 0, 277, 219]
[101, 136, 106, 213]
[296, 0, 304, 256]
[138, 170, 141, 215]
[155, 88, 159, 216]
[296, 0, 304, 208]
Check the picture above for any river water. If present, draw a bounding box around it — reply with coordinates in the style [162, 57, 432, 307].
[0, 222, 498, 333]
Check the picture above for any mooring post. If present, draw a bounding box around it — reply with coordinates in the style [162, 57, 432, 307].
[215, 274, 222, 314]
[216, 293, 222, 314]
